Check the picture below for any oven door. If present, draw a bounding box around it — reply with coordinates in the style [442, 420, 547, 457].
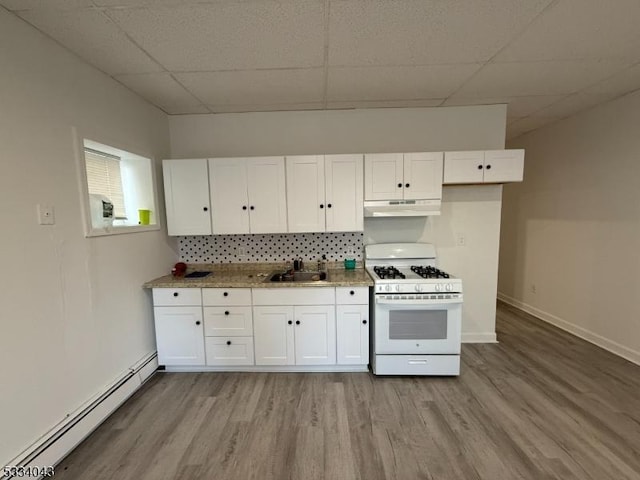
[374, 295, 462, 355]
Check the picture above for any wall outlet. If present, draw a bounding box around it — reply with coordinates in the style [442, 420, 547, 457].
[530, 284, 537, 294]
[455, 233, 466, 246]
[37, 204, 55, 225]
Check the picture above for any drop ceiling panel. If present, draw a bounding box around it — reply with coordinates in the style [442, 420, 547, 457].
[17, 8, 161, 75]
[507, 116, 560, 138]
[114, 73, 208, 114]
[0, 0, 93, 10]
[328, 0, 553, 66]
[455, 60, 632, 97]
[327, 64, 482, 101]
[495, 0, 640, 62]
[209, 103, 324, 114]
[443, 95, 564, 117]
[528, 93, 617, 119]
[584, 64, 640, 95]
[107, 1, 325, 71]
[327, 99, 444, 109]
[175, 69, 324, 107]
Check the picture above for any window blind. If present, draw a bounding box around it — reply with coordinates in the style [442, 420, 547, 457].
[84, 149, 127, 219]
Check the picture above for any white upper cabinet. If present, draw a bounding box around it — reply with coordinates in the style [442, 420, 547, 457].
[364, 153, 404, 200]
[325, 154, 364, 232]
[209, 157, 287, 234]
[163, 159, 212, 236]
[286, 154, 363, 233]
[286, 155, 326, 233]
[364, 152, 443, 201]
[443, 149, 524, 184]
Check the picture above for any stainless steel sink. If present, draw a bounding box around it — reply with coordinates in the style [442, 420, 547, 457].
[266, 271, 328, 283]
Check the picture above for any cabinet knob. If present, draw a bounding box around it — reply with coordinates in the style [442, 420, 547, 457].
[242, 206, 247, 210]
[477, 164, 483, 170]
[362, 320, 367, 325]
[295, 320, 301, 325]
[405, 183, 410, 188]
[195, 321, 201, 325]
[226, 340, 231, 346]
[320, 204, 324, 209]
[173, 292, 179, 297]
[288, 320, 293, 325]
[397, 183, 402, 188]
[327, 203, 332, 208]
[350, 290, 355, 295]
[203, 207, 208, 212]
[486, 164, 492, 170]
[223, 292, 228, 297]
[224, 311, 229, 315]
[250, 206, 255, 210]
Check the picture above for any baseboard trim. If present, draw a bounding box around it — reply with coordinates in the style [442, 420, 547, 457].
[4, 352, 158, 479]
[164, 365, 369, 373]
[462, 332, 497, 343]
[497, 292, 640, 366]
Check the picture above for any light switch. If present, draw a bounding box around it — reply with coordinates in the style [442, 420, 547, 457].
[37, 204, 55, 225]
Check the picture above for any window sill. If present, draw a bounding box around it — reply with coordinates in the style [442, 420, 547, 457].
[85, 224, 161, 237]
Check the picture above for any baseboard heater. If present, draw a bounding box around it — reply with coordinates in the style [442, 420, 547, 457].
[2, 352, 158, 480]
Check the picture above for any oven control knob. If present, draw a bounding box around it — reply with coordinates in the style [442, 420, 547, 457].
[385, 284, 392, 292]
[394, 284, 401, 292]
[435, 284, 442, 292]
[414, 284, 423, 292]
[446, 284, 452, 292]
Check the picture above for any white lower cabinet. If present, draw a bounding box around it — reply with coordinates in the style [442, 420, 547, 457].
[253, 306, 295, 365]
[336, 287, 369, 365]
[153, 306, 205, 366]
[205, 337, 254, 366]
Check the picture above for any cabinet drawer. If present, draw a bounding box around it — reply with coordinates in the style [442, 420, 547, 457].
[336, 287, 369, 304]
[252, 287, 335, 306]
[152, 288, 202, 306]
[202, 288, 252, 306]
[205, 337, 255, 366]
[203, 306, 253, 336]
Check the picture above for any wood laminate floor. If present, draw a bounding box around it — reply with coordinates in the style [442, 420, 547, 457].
[55, 302, 640, 480]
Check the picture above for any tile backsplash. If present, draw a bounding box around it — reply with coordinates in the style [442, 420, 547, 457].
[178, 232, 364, 263]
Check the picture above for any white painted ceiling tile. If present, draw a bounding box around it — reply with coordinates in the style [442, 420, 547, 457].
[18, 8, 162, 75]
[506, 115, 560, 138]
[495, 0, 640, 62]
[0, 0, 92, 10]
[443, 95, 565, 117]
[583, 64, 640, 95]
[528, 93, 618, 119]
[328, 0, 552, 66]
[208, 103, 324, 114]
[108, 2, 325, 71]
[455, 60, 632, 97]
[327, 64, 482, 101]
[115, 72, 205, 113]
[176, 69, 324, 106]
[327, 99, 444, 109]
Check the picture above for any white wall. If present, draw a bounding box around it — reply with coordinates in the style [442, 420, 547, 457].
[170, 106, 507, 342]
[0, 9, 175, 465]
[500, 90, 640, 365]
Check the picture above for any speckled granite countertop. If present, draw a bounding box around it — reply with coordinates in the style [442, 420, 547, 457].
[143, 262, 374, 289]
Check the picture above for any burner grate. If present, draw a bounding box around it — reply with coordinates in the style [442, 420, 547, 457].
[410, 265, 450, 279]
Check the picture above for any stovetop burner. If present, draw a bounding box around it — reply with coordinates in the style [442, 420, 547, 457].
[410, 265, 450, 279]
[373, 266, 406, 279]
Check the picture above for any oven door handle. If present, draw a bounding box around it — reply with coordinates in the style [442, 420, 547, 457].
[375, 296, 463, 305]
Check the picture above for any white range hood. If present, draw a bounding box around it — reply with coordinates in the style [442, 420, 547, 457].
[364, 199, 441, 217]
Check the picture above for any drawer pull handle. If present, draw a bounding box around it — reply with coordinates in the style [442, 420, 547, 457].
[226, 340, 231, 346]
[405, 183, 410, 188]
[295, 320, 301, 325]
[225, 311, 229, 315]
[486, 164, 492, 170]
[223, 292, 228, 297]
[477, 164, 483, 170]
[362, 320, 367, 325]
[350, 290, 355, 295]
[173, 292, 179, 297]
[203, 207, 208, 212]
[288, 320, 293, 325]
[195, 321, 201, 325]
[397, 183, 402, 188]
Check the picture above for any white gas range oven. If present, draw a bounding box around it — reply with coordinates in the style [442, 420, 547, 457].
[365, 243, 463, 376]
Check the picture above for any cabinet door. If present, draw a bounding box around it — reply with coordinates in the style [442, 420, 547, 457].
[246, 157, 288, 233]
[403, 152, 443, 200]
[163, 159, 211, 235]
[325, 154, 364, 232]
[336, 305, 369, 365]
[294, 305, 336, 365]
[483, 149, 524, 183]
[443, 151, 485, 184]
[209, 158, 250, 234]
[364, 153, 403, 200]
[286, 155, 325, 233]
[153, 307, 205, 366]
[253, 306, 295, 365]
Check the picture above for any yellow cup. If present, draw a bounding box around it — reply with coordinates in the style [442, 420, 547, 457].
[138, 209, 151, 225]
